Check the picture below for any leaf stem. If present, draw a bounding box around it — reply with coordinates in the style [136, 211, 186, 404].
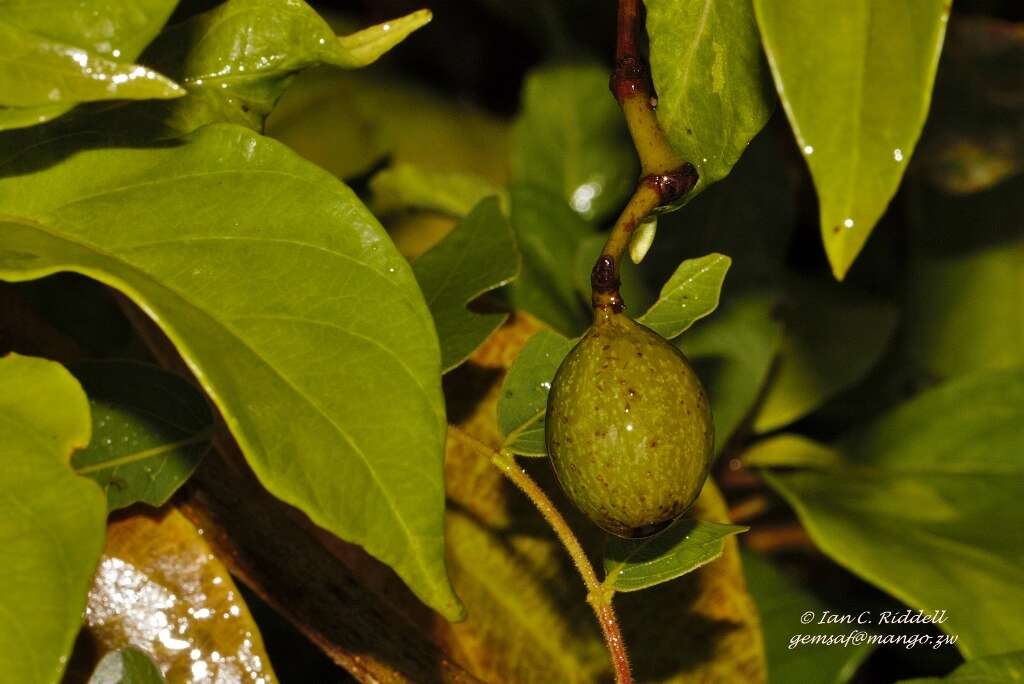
[450, 427, 634, 684]
[596, 0, 699, 313]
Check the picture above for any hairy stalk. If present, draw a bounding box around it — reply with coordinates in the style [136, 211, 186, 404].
[450, 427, 634, 684]
[595, 0, 699, 313]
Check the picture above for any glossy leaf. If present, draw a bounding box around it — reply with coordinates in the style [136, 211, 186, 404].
[140, 2, 430, 133]
[511, 63, 636, 222]
[0, 353, 105, 684]
[371, 163, 506, 218]
[0, 21, 182, 109]
[754, 0, 951, 278]
[84, 508, 277, 682]
[268, 69, 510, 182]
[677, 294, 783, 452]
[69, 360, 213, 512]
[900, 650, 1024, 683]
[749, 369, 1024, 657]
[918, 16, 1024, 195]
[905, 173, 1024, 379]
[638, 253, 731, 339]
[414, 197, 520, 372]
[0, 124, 461, 620]
[497, 329, 575, 456]
[646, 0, 774, 199]
[0, 0, 178, 130]
[506, 185, 591, 337]
[743, 550, 872, 684]
[754, 280, 899, 432]
[603, 516, 747, 592]
[88, 648, 165, 684]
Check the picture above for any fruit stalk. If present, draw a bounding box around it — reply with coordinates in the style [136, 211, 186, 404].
[597, 0, 699, 312]
[452, 429, 635, 684]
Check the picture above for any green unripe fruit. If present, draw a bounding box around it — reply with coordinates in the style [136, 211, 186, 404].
[545, 310, 714, 538]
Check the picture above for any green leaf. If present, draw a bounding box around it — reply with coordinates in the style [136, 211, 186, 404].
[0, 353, 106, 684]
[905, 173, 1024, 379]
[900, 650, 1024, 683]
[754, 0, 951, 279]
[677, 294, 783, 452]
[370, 163, 506, 218]
[413, 197, 520, 372]
[749, 368, 1024, 657]
[89, 648, 165, 684]
[267, 69, 510, 183]
[0, 124, 462, 620]
[918, 16, 1024, 195]
[69, 360, 213, 512]
[753, 279, 899, 432]
[511, 63, 637, 223]
[0, 20, 182, 108]
[742, 550, 872, 684]
[497, 330, 576, 456]
[603, 517, 747, 592]
[637, 253, 731, 339]
[646, 0, 775, 200]
[506, 185, 591, 337]
[139, 2, 431, 132]
[0, 0, 179, 130]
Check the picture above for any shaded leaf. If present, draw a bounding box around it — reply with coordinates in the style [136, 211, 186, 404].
[677, 294, 783, 453]
[140, 2, 430, 132]
[646, 0, 775, 200]
[84, 508, 276, 682]
[69, 360, 213, 512]
[905, 172, 1024, 379]
[753, 280, 899, 432]
[371, 163, 506, 218]
[0, 124, 461, 619]
[754, 0, 951, 279]
[0, 21, 182, 108]
[616, 479, 767, 683]
[88, 648, 165, 684]
[743, 550, 872, 684]
[749, 368, 1024, 656]
[414, 197, 520, 372]
[638, 253, 731, 339]
[506, 185, 591, 337]
[497, 329, 575, 456]
[0, 353, 105, 684]
[604, 516, 747, 592]
[919, 16, 1024, 195]
[0, 0, 178, 129]
[900, 650, 1024, 683]
[511, 63, 636, 222]
[648, 126, 798, 292]
[267, 69, 510, 183]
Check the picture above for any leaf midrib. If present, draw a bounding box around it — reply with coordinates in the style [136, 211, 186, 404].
[7, 216, 446, 600]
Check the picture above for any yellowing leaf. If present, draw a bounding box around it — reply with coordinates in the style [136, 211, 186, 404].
[84, 508, 277, 683]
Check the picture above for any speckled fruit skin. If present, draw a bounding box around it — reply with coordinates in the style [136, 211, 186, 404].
[545, 311, 714, 538]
